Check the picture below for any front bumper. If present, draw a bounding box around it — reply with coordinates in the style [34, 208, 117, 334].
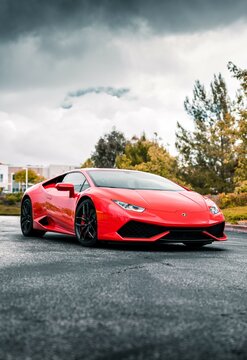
[116, 220, 227, 242]
[96, 201, 227, 242]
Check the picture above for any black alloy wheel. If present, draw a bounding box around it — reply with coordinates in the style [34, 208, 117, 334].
[75, 199, 97, 247]
[21, 198, 46, 237]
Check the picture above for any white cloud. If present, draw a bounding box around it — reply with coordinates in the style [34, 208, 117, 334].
[0, 21, 246, 166]
[0, 93, 166, 165]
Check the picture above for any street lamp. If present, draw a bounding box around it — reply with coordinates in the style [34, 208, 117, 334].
[10, 173, 14, 193]
[22, 166, 29, 191]
[25, 166, 28, 191]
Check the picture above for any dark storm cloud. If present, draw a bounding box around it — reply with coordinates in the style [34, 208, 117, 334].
[1, 0, 247, 42]
[69, 87, 129, 98]
[61, 87, 130, 109]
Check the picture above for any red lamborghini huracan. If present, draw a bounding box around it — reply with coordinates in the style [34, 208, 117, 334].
[20, 168, 227, 248]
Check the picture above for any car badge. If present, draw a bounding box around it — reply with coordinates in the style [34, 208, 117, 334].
[181, 213, 187, 217]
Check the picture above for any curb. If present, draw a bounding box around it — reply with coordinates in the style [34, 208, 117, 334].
[225, 224, 247, 233]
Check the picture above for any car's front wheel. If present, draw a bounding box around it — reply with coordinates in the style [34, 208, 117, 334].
[21, 198, 46, 237]
[75, 199, 98, 247]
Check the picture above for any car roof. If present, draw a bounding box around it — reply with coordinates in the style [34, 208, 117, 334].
[81, 168, 139, 172]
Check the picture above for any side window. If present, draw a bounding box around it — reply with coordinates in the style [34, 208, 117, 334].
[62, 172, 88, 193]
[81, 180, 90, 191]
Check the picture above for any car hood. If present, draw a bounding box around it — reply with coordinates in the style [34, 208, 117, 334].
[98, 188, 208, 213]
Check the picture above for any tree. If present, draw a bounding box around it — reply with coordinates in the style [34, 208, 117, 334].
[85, 128, 127, 168]
[81, 158, 94, 168]
[14, 169, 45, 188]
[116, 134, 150, 168]
[228, 62, 247, 93]
[116, 134, 180, 182]
[176, 74, 237, 194]
[228, 62, 247, 184]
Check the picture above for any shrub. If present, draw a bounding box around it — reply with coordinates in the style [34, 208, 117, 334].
[235, 180, 247, 194]
[3, 192, 23, 205]
[3, 194, 17, 205]
[216, 192, 247, 209]
[222, 206, 247, 224]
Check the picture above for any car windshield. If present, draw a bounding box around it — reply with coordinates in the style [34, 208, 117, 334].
[88, 170, 185, 191]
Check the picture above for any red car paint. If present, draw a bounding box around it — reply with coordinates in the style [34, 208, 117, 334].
[22, 168, 227, 244]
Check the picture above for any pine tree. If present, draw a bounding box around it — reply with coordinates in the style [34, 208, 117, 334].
[176, 74, 237, 194]
[228, 62, 247, 184]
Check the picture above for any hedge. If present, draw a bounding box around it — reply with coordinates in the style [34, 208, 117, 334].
[208, 192, 247, 209]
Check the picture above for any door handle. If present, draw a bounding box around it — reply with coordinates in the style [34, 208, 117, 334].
[47, 194, 52, 200]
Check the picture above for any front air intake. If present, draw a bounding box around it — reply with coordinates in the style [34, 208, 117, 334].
[117, 221, 169, 238]
[117, 221, 225, 239]
[205, 222, 225, 237]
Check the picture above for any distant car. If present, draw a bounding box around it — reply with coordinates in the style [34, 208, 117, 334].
[20, 168, 227, 248]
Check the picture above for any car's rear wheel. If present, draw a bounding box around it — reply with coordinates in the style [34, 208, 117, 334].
[183, 241, 211, 249]
[21, 198, 46, 237]
[75, 199, 97, 247]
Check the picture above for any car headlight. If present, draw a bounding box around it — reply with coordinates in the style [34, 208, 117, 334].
[209, 205, 220, 215]
[113, 200, 145, 213]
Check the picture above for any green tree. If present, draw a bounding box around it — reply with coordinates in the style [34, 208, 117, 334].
[14, 169, 45, 187]
[116, 134, 150, 168]
[81, 158, 95, 168]
[176, 74, 237, 194]
[87, 128, 127, 168]
[228, 62, 247, 184]
[116, 134, 180, 182]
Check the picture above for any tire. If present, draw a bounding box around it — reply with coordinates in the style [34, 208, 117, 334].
[21, 198, 46, 237]
[75, 199, 97, 247]
[183, 241, 211, 249]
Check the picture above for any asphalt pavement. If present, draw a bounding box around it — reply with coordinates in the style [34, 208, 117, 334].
[0, 216, 247, 360]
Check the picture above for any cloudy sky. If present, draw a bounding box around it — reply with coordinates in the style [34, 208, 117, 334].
[0, 0, 247, 166]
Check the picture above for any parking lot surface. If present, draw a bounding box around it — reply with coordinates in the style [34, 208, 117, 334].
[0, 216, 247, 360]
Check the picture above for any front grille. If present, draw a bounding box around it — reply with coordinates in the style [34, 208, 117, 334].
[117, 221, 169, 238]
[117, 220, 225, 239]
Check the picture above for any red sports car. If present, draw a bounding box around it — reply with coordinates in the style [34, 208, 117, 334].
[21, 169, 227, 248]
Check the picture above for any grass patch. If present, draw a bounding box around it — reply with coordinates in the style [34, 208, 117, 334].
[222, 206, 247, 224]
[0, 204, 20, 216]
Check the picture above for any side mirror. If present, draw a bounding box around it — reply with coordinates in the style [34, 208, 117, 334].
[55, 183, 75, 198]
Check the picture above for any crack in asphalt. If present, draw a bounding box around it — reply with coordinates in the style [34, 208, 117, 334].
[111, 261, 174, 275]
[111, 264, 146, 274]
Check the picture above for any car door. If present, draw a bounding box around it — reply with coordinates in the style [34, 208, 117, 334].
[50, 172, 89, 233]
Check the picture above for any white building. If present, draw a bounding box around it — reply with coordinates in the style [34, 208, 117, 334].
[43, 164, 79, 179]
[0, 164, 8, 191]
[0, 163, 79, 193]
